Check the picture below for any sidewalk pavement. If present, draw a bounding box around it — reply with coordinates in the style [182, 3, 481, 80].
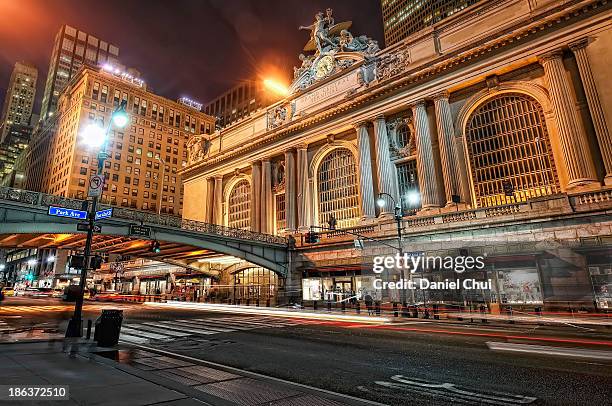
[0, 339, 382, 406]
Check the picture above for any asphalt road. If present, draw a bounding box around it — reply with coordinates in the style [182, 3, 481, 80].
[2, 296, 611, 405]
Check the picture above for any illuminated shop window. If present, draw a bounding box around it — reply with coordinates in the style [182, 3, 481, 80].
[317, 148, 359, 229]
[465, 93, 559, 207]
[227, 180, 251, 230]
[233, 267, 278, 300]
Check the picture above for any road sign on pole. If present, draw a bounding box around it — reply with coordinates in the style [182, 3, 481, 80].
[88, 174, 104, 197]
[129, 224, 151, 237]
[48, 206, 88, 220]
[95, 208, 113, 220]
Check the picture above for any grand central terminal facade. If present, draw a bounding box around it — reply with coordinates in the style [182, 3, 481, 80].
[182, 0, 612, 311]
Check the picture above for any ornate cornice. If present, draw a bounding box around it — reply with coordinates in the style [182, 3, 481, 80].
[431, 90, 450, 101]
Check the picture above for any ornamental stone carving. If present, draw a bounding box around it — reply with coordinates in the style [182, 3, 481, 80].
[375, 48, 411, 81]
[186, 135, 211, 164]
[290, 9, 379, 94]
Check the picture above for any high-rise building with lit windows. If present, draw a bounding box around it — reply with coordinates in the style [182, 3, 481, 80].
[381, 0, 481, 47]
[0, 62, 37, 142]
[39, 25, 120, 122]
[41, 64, 215, 216]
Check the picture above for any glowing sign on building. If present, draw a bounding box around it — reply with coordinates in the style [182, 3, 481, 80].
[178, 97, 203, 111]
[101, 64, 145, 88]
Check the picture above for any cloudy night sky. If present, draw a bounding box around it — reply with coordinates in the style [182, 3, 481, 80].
[0, 0, 384, 111]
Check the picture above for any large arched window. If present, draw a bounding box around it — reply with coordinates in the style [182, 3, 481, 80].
[227, 180, 251, 229]
[233, 267, 279, 300]
[465, 93, 559, 207]
[317, 148, 359, 228]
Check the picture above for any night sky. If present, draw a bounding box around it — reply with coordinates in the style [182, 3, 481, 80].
[0, 0, 383, 113]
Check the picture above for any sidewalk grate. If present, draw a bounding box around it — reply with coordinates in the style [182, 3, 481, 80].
[177, 365, 241, 382]
[268, 395, 348, 406]
[132, 355, 194, 370]
[153, 369, 203, 386]
[194, 377, 301, 405]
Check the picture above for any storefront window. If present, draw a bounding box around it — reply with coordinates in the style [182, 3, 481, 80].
[233, 267, 278, 300]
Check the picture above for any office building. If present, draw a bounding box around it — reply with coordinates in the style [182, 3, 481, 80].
[381, 0, 480, 46]
[43, 64, 215, 216]
[0, 62, 37, 142]
[39, 25, 119, 122]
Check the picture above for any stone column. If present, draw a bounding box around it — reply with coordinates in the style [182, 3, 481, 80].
[213, 176, 223, 225]
[205, 178, 215, 223]
[412, 101, 441, 209]
[296, 145, 311, 230]
[570, 39, 612, 185]
[250, 162, 261, 232]
[355, 122, 376, 219]
[539, 50, 598, 188]
[373, 116, 396, 216]
[433, 91, 464, 206]
[260, 159, 273, 234]
[284, 149, 297, 231]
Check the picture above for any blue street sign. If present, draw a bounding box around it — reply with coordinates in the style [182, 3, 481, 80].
[48, 206, 88, 220]
[95, 208, 113, 220]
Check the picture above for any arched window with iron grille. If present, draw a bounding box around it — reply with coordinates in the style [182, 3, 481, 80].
[317, 148, 360, 229]
[465, 93, 559, 207]
[227, 179, 251, 229]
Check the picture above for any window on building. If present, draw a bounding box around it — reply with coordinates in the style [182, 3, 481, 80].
[227, 180, 251, 230]
[317, 148, 359, 228]
[101, 85, 108, 103]
[92, 82, 100, 100]
[396, 160, 420, 212]
[465, 93, 559, 207]
[275, 193, 286, 233]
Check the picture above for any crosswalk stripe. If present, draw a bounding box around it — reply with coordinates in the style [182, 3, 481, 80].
[119, 334, 150, 344]
[173, 319, 235, 332]
[126, 324, 191, 337]
[155, 321, 219, 335]
[190, 319, 255, 330]
[210, 318, 292, 328]
[121, 327, 172, 340]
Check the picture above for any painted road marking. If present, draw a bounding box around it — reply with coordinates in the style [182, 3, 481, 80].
[486, 341, 612, 361]
[371, 375, 536, 405]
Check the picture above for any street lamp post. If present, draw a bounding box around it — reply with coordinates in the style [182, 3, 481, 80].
[65, 101, 128, 338]
[377, 192, 414, 305]
[156, 157, 166, 216]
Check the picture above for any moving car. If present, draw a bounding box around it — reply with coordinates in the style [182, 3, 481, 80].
[1, 287, 15, 297]
[23, 287, 54, 298]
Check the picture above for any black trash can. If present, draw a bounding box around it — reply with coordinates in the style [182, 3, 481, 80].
[94, 309, 123, 347]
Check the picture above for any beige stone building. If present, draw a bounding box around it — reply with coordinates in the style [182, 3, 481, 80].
[43, 64, 215, 215]
[182, 0, 612, 310]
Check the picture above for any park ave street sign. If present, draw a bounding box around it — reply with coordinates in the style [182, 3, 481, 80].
[48, 206, 87, 220]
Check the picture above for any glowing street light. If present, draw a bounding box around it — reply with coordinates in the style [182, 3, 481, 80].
[82, 123, 107, 148]
[406, 190, 420, 207]
[47, 255, 56, 263]
[27, 259, 37, 267]
[263, 79, 289, 96]
[112, 109, 129, 128]
[376, 196, 386, 207]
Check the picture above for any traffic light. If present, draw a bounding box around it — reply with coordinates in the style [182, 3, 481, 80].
[69, 255, 85, 269]
[89, 255, 103, 270]
[150, 240, 161, 253]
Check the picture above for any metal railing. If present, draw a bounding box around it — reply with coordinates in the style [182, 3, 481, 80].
[0, 186, 287, 245]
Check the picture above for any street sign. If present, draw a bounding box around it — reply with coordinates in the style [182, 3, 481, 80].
[95, 208, 113, 220]
[354, 239, 364, 249]
[129, 224, 151, 237]
[48, 206, 87, 220]
[88, 174, 104, 197]
[77, 222, 101, 232]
